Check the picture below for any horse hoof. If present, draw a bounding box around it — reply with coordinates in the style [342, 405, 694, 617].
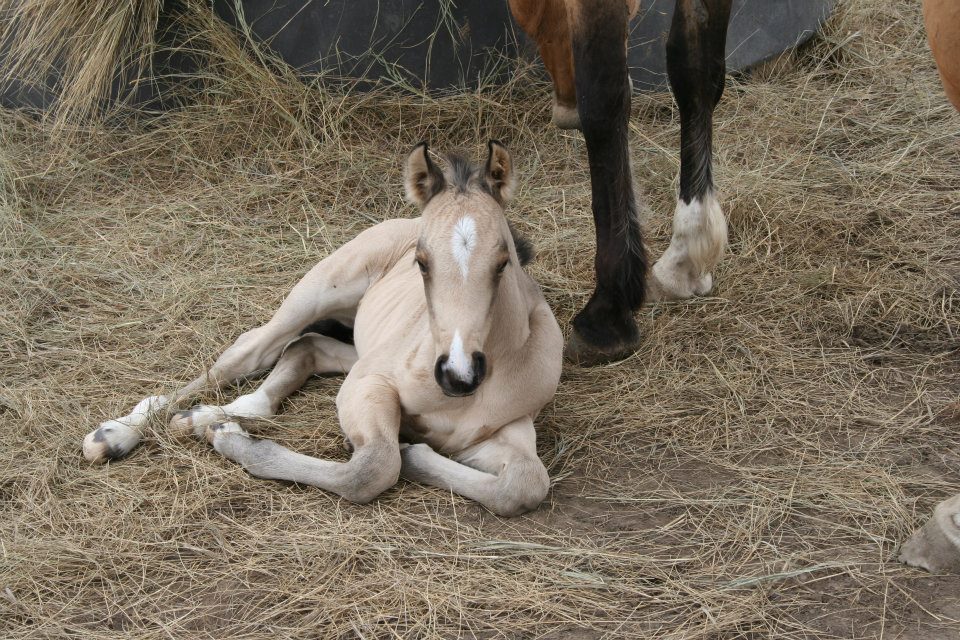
[648, 261, 714, 302]
[204, 420, 248, 446]
[899, 494, 960, 574]
[552, 102, 581, 130]
[564, 329, 640, 366]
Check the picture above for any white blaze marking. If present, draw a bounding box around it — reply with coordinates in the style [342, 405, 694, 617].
[451, 216, 477, 278]
[448, 330, 471, 379]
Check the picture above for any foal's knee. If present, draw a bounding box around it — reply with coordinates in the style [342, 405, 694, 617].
[490, 459, 550, 517]
[340, 444, 401, 504]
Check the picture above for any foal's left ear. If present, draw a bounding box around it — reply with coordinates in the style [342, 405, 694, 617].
[484, 140, 514, 203]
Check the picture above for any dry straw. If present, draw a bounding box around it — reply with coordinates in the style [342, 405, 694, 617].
[0, 0, 958, 637]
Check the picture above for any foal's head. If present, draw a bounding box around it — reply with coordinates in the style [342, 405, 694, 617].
[404, 141, 527, 397]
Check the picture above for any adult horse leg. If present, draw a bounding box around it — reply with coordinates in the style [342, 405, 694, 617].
[649, 0, 732, 300]
[507, 0, 639, 130]
[507, 0, 578, 129]
[399, 418, 550, 516]
[168, 333, 357, 436]
[564, 0, 647, 364]
[205, 373, 402, 504]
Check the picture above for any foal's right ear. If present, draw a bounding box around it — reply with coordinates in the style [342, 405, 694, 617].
[404, 142, 445, 207]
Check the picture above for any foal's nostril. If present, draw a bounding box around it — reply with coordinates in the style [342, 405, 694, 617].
[471, 352, 486, 385]
[434, 355, 449, 387]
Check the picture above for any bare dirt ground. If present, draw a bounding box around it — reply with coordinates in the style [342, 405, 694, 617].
[1, 0, 958, 637]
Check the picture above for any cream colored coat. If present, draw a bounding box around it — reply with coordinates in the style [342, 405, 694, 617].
[82, 142, 563, 516]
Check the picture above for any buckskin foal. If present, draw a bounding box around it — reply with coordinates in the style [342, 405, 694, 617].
[82, 142, 563, 517]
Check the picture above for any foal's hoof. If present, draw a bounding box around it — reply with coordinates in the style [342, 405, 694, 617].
[564, 330, 640, 366]
[899, 494, 960, 574]
[204, 420, 247, 443]
[170, 405, 228, 438]
[82, 421, 139, 463]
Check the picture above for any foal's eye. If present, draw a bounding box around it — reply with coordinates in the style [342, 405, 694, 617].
[416, 258, 429, 275]
[496, 260, 509, 275]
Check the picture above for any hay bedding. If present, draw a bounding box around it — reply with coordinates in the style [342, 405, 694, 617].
[1, 0, 958, 637]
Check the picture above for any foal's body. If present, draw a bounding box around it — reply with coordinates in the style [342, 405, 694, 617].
[83, 143, 562, 516]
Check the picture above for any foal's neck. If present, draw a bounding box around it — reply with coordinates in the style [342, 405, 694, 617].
[487, 268, 532, 357]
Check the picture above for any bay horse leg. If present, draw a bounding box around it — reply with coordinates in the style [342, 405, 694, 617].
[650, 0, 732, 300]
[507, 0, 579, 129]
[564, 0, 647, 365]
[507, 0, 639, 130]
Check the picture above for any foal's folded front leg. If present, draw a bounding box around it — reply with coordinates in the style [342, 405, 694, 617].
[205, 373, 401, 504]
[400, 418, 550, 517]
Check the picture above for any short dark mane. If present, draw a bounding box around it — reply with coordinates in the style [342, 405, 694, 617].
[509, 223, 535, 267]
[443, 152, 484, 194]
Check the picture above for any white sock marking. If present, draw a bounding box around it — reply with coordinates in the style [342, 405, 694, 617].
[118, 395, 169, 428]
[451, 216, 477, 278]
[224, 388, 272, 417]
[448, 330, 471, 379]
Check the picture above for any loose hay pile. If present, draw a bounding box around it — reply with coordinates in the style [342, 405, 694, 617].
[1, 0, 959, 637]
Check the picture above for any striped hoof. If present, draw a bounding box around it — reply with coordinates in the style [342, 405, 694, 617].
[81, 395, 167, 463]
[169, 406, 229, 438]
[82, 421, 140, 463]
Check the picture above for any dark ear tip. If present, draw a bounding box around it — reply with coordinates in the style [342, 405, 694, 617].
[488, 139, 507, 151]
[413, 141, 429, 152]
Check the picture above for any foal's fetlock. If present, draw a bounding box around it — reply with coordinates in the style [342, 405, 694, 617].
[171, 391, 273, 437]
[899, 494, 960, 574]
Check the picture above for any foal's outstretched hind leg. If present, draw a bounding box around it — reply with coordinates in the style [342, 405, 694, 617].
[169, 333, 358, 437]
[81, 221, 420, 463]
[650, 0, 732, 301]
